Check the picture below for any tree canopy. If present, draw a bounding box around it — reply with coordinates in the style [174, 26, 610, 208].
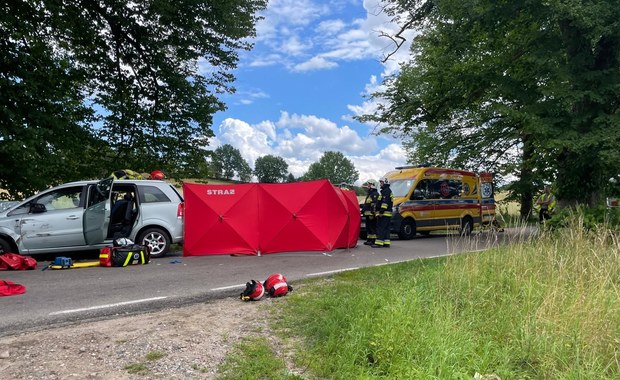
[211, 144, 252, 182]
[303, 151, 359, 186]
[359, 0, 620, 214]
[0, 0, 266, 199]
[254, 155, 289, 183]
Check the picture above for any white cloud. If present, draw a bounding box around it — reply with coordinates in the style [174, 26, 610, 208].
[248, 53, 283, 67]
[361, 0, 416, 75]
[255, 0, 328, 43]
[275, 112, 372, 153]
[217, 119, 272, 168]
[316, 19, 346, 35]
[293, 56, 338, 72]
[281, 35, 312, 56]
[208, 1, 417, 183]
[233, 89, 270, 106]
[214, 112, 402, 182]
[250, 0, 382, 73]
[348, 144, 407, 184]
[344, 74, 391, 131]
[344, 2, 418, 127]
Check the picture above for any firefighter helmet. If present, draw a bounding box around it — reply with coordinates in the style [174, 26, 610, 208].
[379, 177, 390, 185]
[240, 280, 265, 301]
[362, 179, 377, 189]
[263, 273, 293, 297]
[150, 170, 166, 180]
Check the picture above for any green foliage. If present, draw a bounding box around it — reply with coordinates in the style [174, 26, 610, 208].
[359, 0, 620, 210]
[145, 351, 166, 361]
[545, 205, 620, 232]
[285, 173, 297, 183]
[124, 363, 148, 375]
[216, 336, 300, 380]
[302, 151, 359, 185]
[191, 363, 209, 373]
[0, 1, 104, 199]
[274, 226, 620, 379]
[211, 144, 252, 182]
[0, 0, 266, 199]
[254, 155, 289, 183]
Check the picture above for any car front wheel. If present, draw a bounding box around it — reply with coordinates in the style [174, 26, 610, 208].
[137, 228, 170, 258]
[0, 237, 14, 255]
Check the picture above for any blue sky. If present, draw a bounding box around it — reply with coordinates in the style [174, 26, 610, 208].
[206, 0, 415, 184]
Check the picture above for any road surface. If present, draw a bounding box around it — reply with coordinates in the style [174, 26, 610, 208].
[0, 228, 533, 337]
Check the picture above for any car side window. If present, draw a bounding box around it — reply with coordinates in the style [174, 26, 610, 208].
[7, 202, 32, 216]
[138, 186, 171, 203]
[36, 187, 83, 211]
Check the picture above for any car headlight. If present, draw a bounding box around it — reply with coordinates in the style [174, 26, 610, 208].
[392, 205, 399, 214]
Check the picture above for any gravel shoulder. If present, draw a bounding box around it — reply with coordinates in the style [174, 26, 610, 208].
[0, 297, 273, 379]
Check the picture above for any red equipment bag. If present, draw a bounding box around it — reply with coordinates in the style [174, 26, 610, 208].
[0, 280, 26, 296]
[99, 246, 113, 267]
[0, 253, 37, 270]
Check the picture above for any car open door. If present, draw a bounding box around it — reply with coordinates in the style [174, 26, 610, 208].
[84, 177, 114, 245]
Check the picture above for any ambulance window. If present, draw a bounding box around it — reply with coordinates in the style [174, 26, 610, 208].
[413, 179, 433, 199]
[390, 179, 414, 198]
[435, 180, 462, 199]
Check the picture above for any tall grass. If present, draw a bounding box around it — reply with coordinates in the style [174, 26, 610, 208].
[273, 222, 619, 379]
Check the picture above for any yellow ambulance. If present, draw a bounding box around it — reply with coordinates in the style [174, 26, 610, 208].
[383, 165, 496, 239]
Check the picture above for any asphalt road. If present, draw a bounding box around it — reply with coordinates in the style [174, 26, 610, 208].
[0, 228, 533, 337]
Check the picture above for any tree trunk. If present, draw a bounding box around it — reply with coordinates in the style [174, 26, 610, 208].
[518, 135, 535, 220]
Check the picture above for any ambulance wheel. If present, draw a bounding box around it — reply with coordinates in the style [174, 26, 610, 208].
[398, 219, 416, 240]
[460, 216, 473, 236]
[137, 228, 170, 258]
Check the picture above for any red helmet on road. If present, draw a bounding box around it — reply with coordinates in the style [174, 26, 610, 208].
[263, 273, 293, 297]
[240, 280, 264, 301]
[150, 170, 165, 180]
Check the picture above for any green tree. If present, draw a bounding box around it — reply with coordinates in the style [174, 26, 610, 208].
[0, 2, 104, 198]
[286, 173, 297, 183]
[0, 0, 266, 199]
[360, 0, 620, 212]
[254, 155, 289, 183]
[211, 144, 252, 182]
[303, 151, 359, 185]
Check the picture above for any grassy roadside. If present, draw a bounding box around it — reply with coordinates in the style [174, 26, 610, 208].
[217, 224, 619, 379]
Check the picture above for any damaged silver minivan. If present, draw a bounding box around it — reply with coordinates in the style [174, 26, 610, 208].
[0, 177, 184, 258]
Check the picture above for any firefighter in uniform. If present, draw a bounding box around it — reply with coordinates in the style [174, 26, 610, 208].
[361, 180, 379, 245]
[373, 178, 394, 248]
[535, 185, 557, 223]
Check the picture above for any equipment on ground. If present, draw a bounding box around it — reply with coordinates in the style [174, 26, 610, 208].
[100, 244, 150, 267]
[240, 280, 264, 301]
[263, 273, 293, 297]
[47, 257, 101, 270]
